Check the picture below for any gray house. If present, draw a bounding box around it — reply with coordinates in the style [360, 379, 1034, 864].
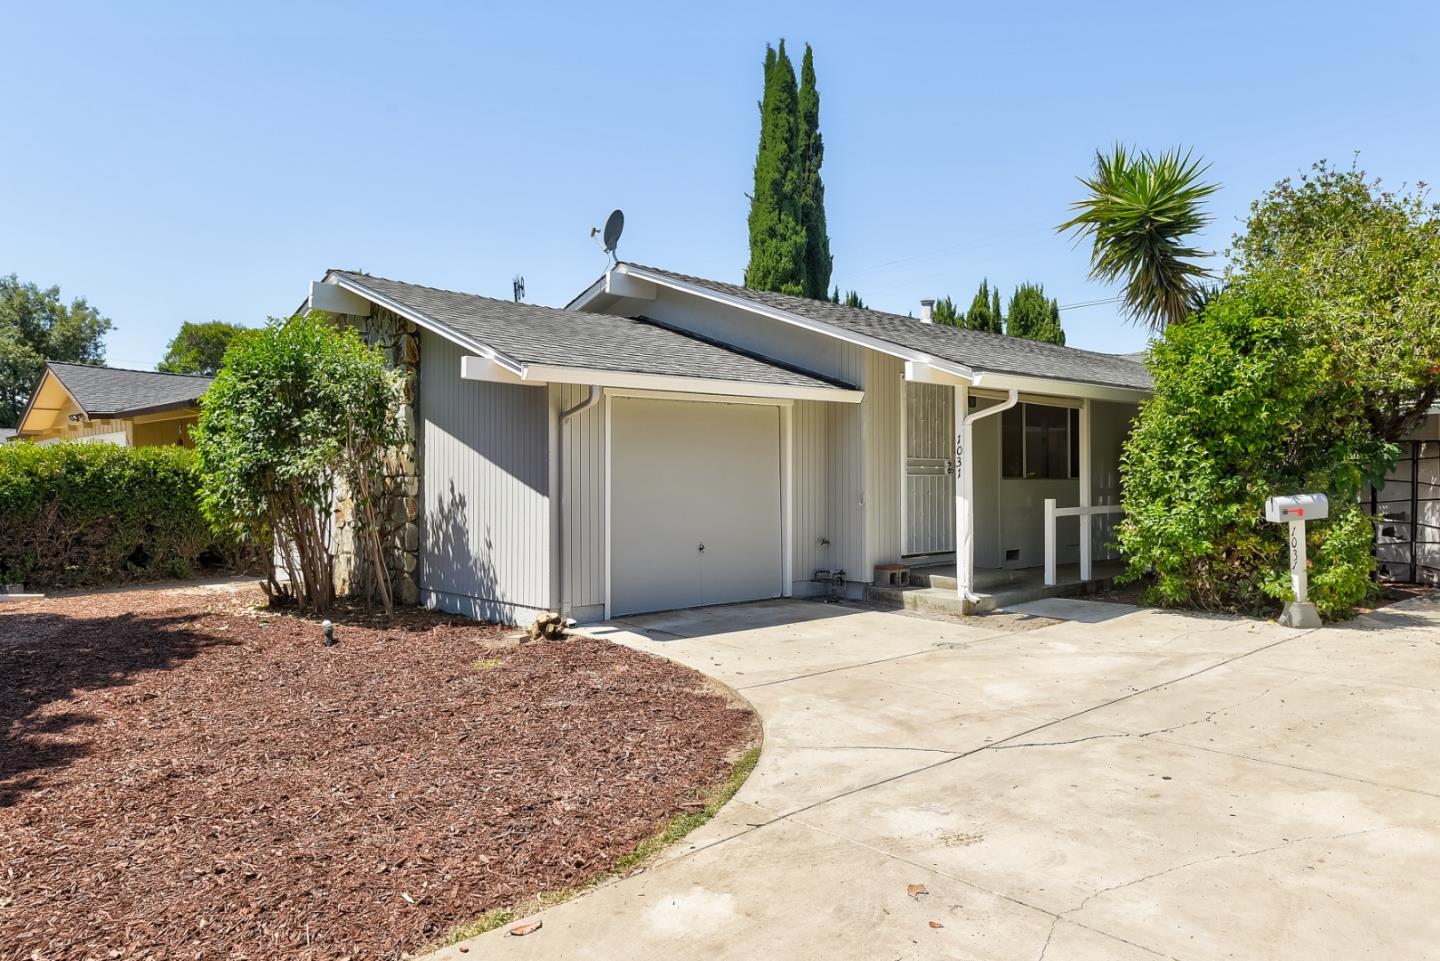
[307, 264, 1151, 624]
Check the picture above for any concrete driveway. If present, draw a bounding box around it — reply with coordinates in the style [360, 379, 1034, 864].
[429, 595, 1440, 960]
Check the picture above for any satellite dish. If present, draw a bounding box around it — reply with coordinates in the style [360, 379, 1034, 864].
[601, 209, 624, 255]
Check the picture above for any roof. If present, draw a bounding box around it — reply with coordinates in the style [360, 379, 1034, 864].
[0, 427, 15, 442]
[614, 264, 1153, 392]
[327, 271, 855, 392]
[46, 362, 214, 417]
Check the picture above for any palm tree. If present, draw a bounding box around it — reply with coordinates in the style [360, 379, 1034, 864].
[1058, 145, 1220, 332]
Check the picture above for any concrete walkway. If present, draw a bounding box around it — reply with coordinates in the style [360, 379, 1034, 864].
[428, 595, 1440, 960]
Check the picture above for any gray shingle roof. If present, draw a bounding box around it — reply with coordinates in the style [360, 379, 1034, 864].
[0, 427, 15, 442]
[47, 362, 213, 417]
[329, 271, 855, 391]
[621, 264, 1153, 392]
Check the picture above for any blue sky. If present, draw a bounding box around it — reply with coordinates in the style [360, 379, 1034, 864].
[4, 1, 1437, 368]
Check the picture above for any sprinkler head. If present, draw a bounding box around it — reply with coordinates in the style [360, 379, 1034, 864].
[322, 619, 336, 646]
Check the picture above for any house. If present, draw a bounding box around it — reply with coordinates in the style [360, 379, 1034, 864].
[306, 264, 1152, 624]
[13, 362, 212, 447]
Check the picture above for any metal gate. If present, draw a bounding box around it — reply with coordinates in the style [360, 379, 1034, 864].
[904, 383, 955, 556]
[1369, 439, 1440, 585]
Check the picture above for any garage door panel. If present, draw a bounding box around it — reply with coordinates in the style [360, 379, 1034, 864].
[611, 398, 782, 616]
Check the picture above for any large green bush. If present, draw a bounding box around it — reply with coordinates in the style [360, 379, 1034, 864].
[1115, 281, 1391, 619]
[193, 312, 403, 614]
[0, 442, 238, 589]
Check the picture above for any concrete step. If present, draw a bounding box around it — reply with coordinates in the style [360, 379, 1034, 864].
[865, 584, 988, 616]
[867, 572, 1122, 618]
[908, 568, 1031, 591]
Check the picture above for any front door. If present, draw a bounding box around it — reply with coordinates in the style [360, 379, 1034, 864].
[904, 383, 955, 555]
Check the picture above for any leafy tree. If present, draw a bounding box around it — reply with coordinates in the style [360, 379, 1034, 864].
[964, 279, 1003, 333]
[745, 41, 807, 296]
[1059, 145, 1219, 331]
[194, 312, 404, 614]
[1228, 160, 1440, 443]
[0, 275, 112, 427]
[931, 295, 961, 326]
[1115, 280, 1384, 618]
[797, 44, 833, 299]
[841, 289, 865, 308]
[157, 320, 250, 376]
[1006, 283, 1066, 345]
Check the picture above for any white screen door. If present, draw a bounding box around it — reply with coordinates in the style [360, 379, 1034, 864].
[904, 383, 955, 555]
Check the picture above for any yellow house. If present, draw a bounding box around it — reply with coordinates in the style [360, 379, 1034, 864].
[13, 362, 212, 447]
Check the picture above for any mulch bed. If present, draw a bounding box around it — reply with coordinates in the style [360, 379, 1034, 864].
[0, 584, 757, 960]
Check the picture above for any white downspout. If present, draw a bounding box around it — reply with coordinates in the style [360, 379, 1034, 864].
[955, 386, 1019, 605]
[557, 385, 601, 621]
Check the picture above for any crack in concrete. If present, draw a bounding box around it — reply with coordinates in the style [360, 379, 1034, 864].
[734, 647, 946, 691]
[1144, 738, 1440, 800]
[1034, 826, 1392, 961]
[994, 684, 1288, 752]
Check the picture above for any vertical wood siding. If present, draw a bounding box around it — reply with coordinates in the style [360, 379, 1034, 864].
[554, 383, 607, 620]
[790, 399, 830, 594]
[419, 331, 551, 623]
[863, 351, 904, 574]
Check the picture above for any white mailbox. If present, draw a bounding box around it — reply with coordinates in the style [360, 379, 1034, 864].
[1264, 493, 1329, 524]
[1264, 492, 1328, 629]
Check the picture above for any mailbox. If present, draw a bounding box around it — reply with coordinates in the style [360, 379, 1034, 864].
[1264, 493, 1328, 524]
[1263, 492, 1328, 629]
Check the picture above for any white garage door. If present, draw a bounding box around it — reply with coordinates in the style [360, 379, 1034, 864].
[610, 397, 783, 617]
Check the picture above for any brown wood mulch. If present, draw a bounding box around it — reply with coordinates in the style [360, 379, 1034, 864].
[0, 584, 756, 960]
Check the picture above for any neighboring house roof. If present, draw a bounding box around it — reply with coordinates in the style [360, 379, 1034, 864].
[0, 427, 15, 442]
[605, 264, 1153, 393]
[44, 362, 214, 418]
[326, 270, 856, 392]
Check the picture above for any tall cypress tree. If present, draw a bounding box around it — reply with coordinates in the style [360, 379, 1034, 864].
[932, 295, 961, 326]
[964, 279, 1003, 333]
[1006, 283, 1066, 345]
[797, 44, 832, 299]
[745, 42, 807, 295]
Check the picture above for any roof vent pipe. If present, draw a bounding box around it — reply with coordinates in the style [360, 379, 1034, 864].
[920, 299, 935, 324]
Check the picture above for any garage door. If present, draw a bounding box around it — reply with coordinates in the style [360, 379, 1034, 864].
[610, 397, 783, 616]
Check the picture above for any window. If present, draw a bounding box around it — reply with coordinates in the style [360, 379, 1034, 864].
[1001, 403, 1080, 479]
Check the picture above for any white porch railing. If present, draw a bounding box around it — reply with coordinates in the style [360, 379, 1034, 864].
[1043, 499, 1125, 586]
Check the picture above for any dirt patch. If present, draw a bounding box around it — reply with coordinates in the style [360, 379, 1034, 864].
[0, 584, 756, 960]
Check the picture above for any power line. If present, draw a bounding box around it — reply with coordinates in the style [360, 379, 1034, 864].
[1056, 296, 1121, 311]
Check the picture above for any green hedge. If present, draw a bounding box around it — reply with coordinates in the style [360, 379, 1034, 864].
[0, 443, 241, 589]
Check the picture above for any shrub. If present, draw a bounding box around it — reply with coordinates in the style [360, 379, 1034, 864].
[193, 312, 403, 614]
[1115, 282, 1390, 618]
[0, 443, 239, 589]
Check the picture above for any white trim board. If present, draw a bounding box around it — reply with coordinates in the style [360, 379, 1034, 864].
[460, 355, 860, 404]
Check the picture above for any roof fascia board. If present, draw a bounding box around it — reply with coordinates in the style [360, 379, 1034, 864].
[461, 354, 863, 404]
[565, 273, 607, 310]
[309, 281, 373, 317]
[604, 271, 656, 301]
[610, 265, 976, 382]
[525, 363, 864, 403]
[903, 360, 969, 386]
[325, 273, 528, 376]
[970, 370, 1150, 404]
[108, 399, 205, 419]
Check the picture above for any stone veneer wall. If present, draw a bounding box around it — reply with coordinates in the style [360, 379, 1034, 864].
[332, 307, 422, 605]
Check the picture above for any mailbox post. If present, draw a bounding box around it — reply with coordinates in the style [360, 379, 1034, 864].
[1264, 493, 1328, 629]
